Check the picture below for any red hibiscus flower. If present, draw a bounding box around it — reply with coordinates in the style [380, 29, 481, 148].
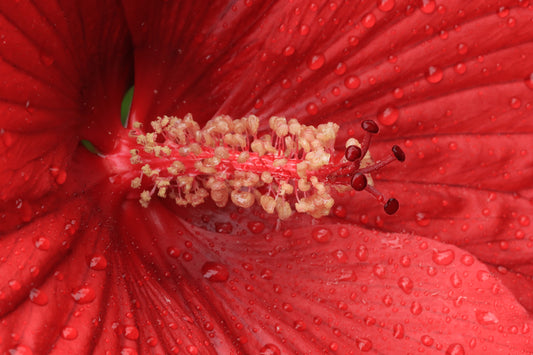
[1, 1, 533, 354]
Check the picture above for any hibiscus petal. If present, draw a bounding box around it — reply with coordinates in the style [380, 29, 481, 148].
[35, 199, 533, 353]
[122, 0, 533, 314]
[0, 0, 132, 201]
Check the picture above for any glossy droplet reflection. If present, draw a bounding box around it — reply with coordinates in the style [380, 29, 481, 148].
[201, 262, 229, 282]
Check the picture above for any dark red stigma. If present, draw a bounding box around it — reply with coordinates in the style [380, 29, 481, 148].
[339, 120, 405, 215]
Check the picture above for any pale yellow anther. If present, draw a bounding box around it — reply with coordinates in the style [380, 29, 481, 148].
[251, 140, 266, 156]
[296, 161, 309, 178]
[167, 161, 184, 175]
[161, 146, 172, 156]
[214, 146, 229, 159]
[273, 158, 287, 168]
[131, 177, 142, 189]
[245, 115, 259, 136]
[133, 122, 143, 129]
[158, 187, 167, 198]
[237, 151, 250, 163]
[141, 164, 153, 176]
[130, 155, 142, 165]
[280, 182, 294, 195]
[275, 199, 292, 220]
[297, 178, 311, 192]
[261, 172, 273, 184]
[288, 119, 302, 136]
[260, 195, 276, 214]
[194, 160, 217, 174]
[231, 190, 255, 208]
[140, 190, 151, 208]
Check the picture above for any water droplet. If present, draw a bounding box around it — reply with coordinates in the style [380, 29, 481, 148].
[460, 254, 474, 266]
[425, 66, 443, 83]
[421, 335, 434, 346]
[355, 245, 369, 261]
[124, 325, 140, 340]
[307, 53, 325, 70]
[518, 215, 530, 226]
[410, 301, 423, 315]
[454, 62, 466, 74]
[377, 106, 399, 126]
[33, 235, 50, 250]
[299, 24, 310, 36]
[215, 222, 233, 234]
[29, 288, 48, 306]
[201, 262, 229, 282]
[420, 0, 436, 14]
[8, 345, 33, 355]
[361, 13, 376, 28]
[373, 264, 386, 278]
[344, 75, 361, 89]
[377, 0, 395, 12]
[8, 279, 21, 291]
[293, 319, 307, 331]
[259, 344, 281, 355]
[71, 286, 96, 304]
[510, 97, 521, 109]
[393, 323, 405, 339]
[497, 6, 510, 18]
[283, 46, 295, 56]
[397, 276, 414, 294]
[432, 249, 455, 266]
[445, 343, 465, 355]
[334, 61, 347, 75]
[356, 338, 373, 352]
[475, 310, 499, 325]
[61, 326, 78, 340]
[450, 272, 462, 288]
[260, 268, 273, 280]
[333, 249, 348, 263]
[167, 246, 181, 258]
[248, 221, 265, 234]
[87, 254, 107, 270]
[312, 227, 331, 243]
[306, 102, 318, 115]
[456, 43, 468, 55]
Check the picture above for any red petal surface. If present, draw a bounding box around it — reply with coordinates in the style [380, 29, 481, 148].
[122, 0, 533, 312]
[3, 195, 532, 353]
[0, 0, 132, 202]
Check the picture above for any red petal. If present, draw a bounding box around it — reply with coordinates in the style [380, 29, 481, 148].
[7, 196, 532, 353]
[0, 0, 132, 201]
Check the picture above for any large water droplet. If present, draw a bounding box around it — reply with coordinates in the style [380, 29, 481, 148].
[420, 0, 436, 14]
[61, 326, 78, 340]
[124, 325, 140, 340]
[397, 276, 414, 294]
[377, 0, 395, 12]
[201, 262, 229, 282]
[259, 344, 281, 355]
[307, 53, 325, 70]
[356, 338, 373, 352]
[525, 73, 533, 89]
[71, 286, 96, 304]
[377, 106, 399, 126]
[29, 288, 48, 306]
[445, 343, 465, 355]
[312, 227, 331, 243]
[344, 75, 361, 89]
[475, 310, 499, 325]
[425, 66, 443, 83]
[393, 323, 405, 339]
[33, 235, 50, 251]
[432, 249, 455, 265]
[87, 254, 107, 270]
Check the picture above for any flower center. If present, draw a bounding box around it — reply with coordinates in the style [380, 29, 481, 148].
[128, 114, 404, 219]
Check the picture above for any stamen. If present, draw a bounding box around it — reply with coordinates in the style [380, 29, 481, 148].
[129, 114, 404, 219]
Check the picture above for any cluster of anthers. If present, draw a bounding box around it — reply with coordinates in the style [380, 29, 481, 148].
[129, 114, 404, 220]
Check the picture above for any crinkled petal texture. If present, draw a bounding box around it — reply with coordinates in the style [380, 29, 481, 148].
[2, 0, 533, 354]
